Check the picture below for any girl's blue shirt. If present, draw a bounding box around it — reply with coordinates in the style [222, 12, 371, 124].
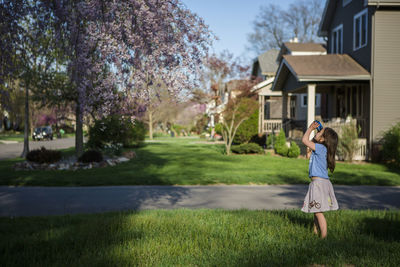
[309, 143, 329, 179]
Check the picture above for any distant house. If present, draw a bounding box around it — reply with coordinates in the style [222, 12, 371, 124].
[271, 0, 400, 160]
[251, 49, 283, 134]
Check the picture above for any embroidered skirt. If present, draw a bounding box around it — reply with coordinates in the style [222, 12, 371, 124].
[301, 178, 339, 213]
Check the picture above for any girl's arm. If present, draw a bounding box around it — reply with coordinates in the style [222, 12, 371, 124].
[302, 121, 319, 151]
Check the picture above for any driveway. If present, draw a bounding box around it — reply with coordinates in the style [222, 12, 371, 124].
[1, 185, 399, 217]
[0, 137, 76, 160]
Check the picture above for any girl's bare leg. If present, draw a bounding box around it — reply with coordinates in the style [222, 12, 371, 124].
[315, 212, 327, 238]
[313, 214, 319, 235]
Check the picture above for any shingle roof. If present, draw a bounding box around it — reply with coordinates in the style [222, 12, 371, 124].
[283, 54, 370, 79]
[257, 49, 279, 74]
[283, 42, 326, 53]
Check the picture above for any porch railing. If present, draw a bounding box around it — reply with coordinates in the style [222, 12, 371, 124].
[354, 138, 367, 161]
[323, 117, 368, 138]
[263, 119, 282, 133]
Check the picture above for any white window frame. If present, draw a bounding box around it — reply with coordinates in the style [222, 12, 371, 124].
[343, 0, 352, 7]
[301, 94, 321, 108]
[353, 9, 368, 51]
[331, 24, 343, 54]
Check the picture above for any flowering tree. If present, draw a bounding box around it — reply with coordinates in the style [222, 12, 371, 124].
[46, 0, 212, 156]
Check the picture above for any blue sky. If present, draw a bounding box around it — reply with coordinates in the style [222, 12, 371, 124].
[181, 0, 296, 62]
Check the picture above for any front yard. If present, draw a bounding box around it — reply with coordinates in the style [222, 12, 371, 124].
[1, 209, 399, 266]
[1, 137, 399, 186]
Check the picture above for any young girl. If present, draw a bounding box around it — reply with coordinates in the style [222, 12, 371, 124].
[301, 121, 339, 239]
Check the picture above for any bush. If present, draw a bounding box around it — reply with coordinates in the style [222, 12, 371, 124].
[338, 120, 360, 161]
[87, 116, 145, 149]
[382, 122, 400, 166]
[231, 143, 264, 154]
[250, 133, 267, 148]
[288, 141, 300, 158]
[26, 147, 61, 164]
[266, 134, 277, 149]
[274, 129, 288, 156]
[195, 114, 208, 134]
[233, 109, 258, 144]
[78, 150, 103, 163]
[214, 123, 223, 136]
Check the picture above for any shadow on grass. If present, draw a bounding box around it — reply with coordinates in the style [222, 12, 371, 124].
[0, 212, 147, 266]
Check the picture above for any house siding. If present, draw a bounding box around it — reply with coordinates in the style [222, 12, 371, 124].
[328, 0, 373, 71]
[371, 10, 400, 141]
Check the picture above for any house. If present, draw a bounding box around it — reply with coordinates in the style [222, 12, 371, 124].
[250, 49, 283, 134]
[272, 0, 400, 160]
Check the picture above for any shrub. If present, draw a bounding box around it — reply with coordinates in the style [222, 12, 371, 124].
[382, 122, 400, 166]
[195, 114, 208, 134]
[233, 109, 258, 144]
[231, 143, 264, 154]
[250, 133, 267, 148]
[288, 141, 300, 158]
[78, 150, 103, 163]
[338, 121, 360, 161]
[102, 143, 123, 156]
[214, 123, 223, 135]
[274, 128, 288, 156]
[26, 147, 61, 164]
[87, 116, 145, 149]
[266, 133, 277, 149]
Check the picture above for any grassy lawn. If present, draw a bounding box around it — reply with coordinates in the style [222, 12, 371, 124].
[1, 137, 399, 186]
[1, 209, 399, 266]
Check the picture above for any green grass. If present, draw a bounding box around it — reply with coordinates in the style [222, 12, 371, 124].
[1, 137, 400, 186]
[1, 209, 399, 266]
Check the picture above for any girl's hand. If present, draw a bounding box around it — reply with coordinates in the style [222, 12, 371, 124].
[309, 121, 319, 130]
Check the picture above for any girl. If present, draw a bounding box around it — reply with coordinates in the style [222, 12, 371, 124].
[301, 121, 339, 239]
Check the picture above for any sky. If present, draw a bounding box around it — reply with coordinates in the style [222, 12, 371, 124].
[181, 0, 296, 62]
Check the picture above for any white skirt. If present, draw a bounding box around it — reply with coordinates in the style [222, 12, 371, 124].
[301, 178, 339, 213]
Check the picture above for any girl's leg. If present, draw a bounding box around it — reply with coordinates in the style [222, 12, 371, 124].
[314, 212, 327, 238]
[313, 214, 319, 235]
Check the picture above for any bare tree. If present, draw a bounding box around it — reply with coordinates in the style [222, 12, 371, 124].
[247, 0, 324, 55]
[221, 80, 258, 155]
[247, 4, 286, 54]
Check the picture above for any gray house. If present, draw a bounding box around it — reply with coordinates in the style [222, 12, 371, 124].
[272, 0, 400, 160]
[251, 49, 283, 134]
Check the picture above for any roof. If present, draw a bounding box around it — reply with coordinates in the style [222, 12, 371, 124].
[276, 42, 327, 64]
[368, 0, 400, 6]
[283, 54, 370, 81]
[272, 54, 370, 91]
[251, 77, 282, 96]
[283, 42, 326, 53]
[257, 49, 279, 75]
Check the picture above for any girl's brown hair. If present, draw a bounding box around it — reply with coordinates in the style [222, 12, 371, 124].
[322, 127, 338, 173]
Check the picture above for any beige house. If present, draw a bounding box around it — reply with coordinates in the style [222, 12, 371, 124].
[272, 0, 400, 160]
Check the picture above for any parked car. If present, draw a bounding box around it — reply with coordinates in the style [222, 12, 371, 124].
[32, 126, 53, 141]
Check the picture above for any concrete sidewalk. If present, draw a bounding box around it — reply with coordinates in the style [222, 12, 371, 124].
[1, 185, 399, 217]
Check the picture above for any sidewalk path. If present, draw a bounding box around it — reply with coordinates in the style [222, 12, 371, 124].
[1, 185, 399, 217]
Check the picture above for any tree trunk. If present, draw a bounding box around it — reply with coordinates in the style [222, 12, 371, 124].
[21, 84, 30, 158]
[75, 102, 84, 157]
[148, 112, 153, 140]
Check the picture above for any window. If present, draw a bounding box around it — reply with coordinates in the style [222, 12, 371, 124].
[331, 24, 343, 54]
[343, 0, 352, 7]
[290, 97, 296, 119]
[354, 9, 368, 50]
[301, 94, 321, 108]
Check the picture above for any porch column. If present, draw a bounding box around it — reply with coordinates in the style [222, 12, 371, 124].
[307, 84, 316, 139]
